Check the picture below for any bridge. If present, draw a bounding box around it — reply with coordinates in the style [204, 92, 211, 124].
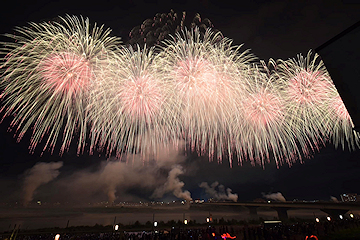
[191, 201, 360, 221]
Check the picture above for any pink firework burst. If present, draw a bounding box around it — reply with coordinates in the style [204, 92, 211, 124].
[235, 67, 298, 167]
[174, 57, 218, 106]
[119, 75, 163, 122]
[287, 70, 331, 105]
[243, 89, 284, 127]
[156, 28, 252, 164]
[39, 52, 91, 95]
[275, 52, 336, 157]
[0, 15, 120, 155]
[87, 46, 174, 157]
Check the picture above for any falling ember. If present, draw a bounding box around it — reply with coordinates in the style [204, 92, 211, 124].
[328, 93, 359, 150]
[39, 52, 91, 95]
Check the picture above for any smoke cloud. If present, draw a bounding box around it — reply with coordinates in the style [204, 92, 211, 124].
[67, 159, 157, 204]
[262, 192, 286, 202]
[330, 196, 339, 202]
[199, 181, 238, 202]
[152, 165, 192, 201]
[53, 143, 192, 204]
[23, 161, 63, 206]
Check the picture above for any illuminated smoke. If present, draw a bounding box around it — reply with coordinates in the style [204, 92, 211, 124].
[330, 196, 339, 202]
[152, 165, 192, 201]
[262, 192, 286, 202]
[55, 143, 190, 203]
[22, 162, 63, 206]
[199, 181, 238, 202]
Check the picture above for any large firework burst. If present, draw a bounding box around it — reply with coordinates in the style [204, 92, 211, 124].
[274, 51, 339, 156]
[234, 64, 300, 167]
[0, 15, 358, 167]
[0, 15, 121, 154]
[87, 45, 175, 158]
[156, 28, 255, 165]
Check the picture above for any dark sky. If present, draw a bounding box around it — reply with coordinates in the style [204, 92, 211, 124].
[1, 0, 360, 204]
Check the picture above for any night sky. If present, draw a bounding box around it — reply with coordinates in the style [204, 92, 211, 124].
[1, 0, 360, 205]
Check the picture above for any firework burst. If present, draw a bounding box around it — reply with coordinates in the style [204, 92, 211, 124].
[1, 16, 358, 167]
[328, 88, 359, 150]
[234, 64, 299, 167]
[0, 15, 121, 154]
[156, 28, 255, 165]
[274, 51, 336, 156]
[87, 45, 174, 158]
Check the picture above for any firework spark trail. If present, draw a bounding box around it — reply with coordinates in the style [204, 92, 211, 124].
[0, 15, 121, 155]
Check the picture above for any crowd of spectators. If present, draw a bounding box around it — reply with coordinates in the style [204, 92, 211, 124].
[1, 218, 359, 240]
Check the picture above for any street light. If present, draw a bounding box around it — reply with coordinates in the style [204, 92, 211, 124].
[206, 217, 210, 223]
[114, 225, 119, 231]
[327, 216, 331, 221]
[350, 213, 354, 218]
[184, 219, 188, 225]
[54, 234, 60, 240]
[154, 221, 158, 227]
[315, 218, 320, 223]
[339, 215, 343, 220]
